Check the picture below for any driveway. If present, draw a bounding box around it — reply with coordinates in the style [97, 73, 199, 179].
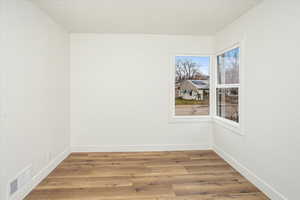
[175, 105, 209, 116]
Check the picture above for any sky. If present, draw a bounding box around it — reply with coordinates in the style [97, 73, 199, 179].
[175, 56, 210, 75]
[220, 47, 239, 69]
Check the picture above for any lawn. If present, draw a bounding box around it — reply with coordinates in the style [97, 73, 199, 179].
[175, 97, 209, 105]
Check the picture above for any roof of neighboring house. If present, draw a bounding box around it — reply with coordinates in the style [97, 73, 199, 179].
[179, 80, 209, 90]
[190, 80, 209, 89]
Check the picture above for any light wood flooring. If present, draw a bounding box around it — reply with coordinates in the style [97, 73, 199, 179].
[25, 150, 269, 200]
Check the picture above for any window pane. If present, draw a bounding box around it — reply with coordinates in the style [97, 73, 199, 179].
[216, 88, 239, 122]
[175, 56, 210, 116]
[217, 47, 240, 84]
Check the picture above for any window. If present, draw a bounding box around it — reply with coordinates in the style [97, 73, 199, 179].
[172, 55, 211, 119]
[216, 47, 240, 123]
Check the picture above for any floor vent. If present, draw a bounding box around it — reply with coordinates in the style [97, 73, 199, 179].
[9, 165, 32, 196]
[9, 179, 18, 196]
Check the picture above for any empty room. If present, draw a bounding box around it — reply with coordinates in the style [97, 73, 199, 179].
[1, 0, 300, 199]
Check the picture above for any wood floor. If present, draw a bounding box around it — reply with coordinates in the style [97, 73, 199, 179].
[25, 150, 269, 200]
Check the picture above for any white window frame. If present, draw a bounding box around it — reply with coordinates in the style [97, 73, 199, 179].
[214, 43, 243, 134]
[169, 54, 213, 123]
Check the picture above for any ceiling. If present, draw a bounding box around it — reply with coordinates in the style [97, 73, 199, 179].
[30, 0, 262, 35]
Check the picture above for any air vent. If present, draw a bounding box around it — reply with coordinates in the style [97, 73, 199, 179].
[9, 165, 32, 196]
[9, 179, 18, 196]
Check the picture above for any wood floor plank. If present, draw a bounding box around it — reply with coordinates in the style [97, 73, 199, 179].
[36, 177, 133, 190]
[158, 192, 269, 200]
[25, 150, 269, 200]
[131, 172, 247, 186]
[185, 165, 236, 174]
[173, 181, 260, 196]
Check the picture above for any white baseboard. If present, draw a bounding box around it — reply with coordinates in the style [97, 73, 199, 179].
[213, 145, 287, 200]
[10, 148, 71, 200]
[72, 144, 211, 152]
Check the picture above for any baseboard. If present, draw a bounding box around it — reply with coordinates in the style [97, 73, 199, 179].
[213, 145, 287, 200]
[72, 144, 211, 152]
[10, 148, 71, 200]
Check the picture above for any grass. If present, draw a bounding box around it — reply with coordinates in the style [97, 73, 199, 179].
[175, 97, 209, 105]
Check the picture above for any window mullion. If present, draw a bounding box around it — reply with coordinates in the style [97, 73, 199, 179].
[216, 84, 240, 88]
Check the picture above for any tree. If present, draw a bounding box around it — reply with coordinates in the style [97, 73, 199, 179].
[176, 59, 205, 81]
[175, 60, 184, 81]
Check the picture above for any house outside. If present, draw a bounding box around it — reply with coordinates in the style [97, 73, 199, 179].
[176, 80, 209, 101]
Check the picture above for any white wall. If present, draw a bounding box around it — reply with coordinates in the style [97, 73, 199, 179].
[213, 0, 300, 199]
[1, 0, 70, 199]
[71, 34, 214, 151]
[0, 0, 5, 198]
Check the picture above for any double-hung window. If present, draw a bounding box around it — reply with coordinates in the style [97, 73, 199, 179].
[216, 46, 240, 124]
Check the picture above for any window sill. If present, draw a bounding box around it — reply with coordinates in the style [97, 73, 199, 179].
[213, 116, 243, 136]
[169, 116, 212, 124]
[168, 116, 243, 136]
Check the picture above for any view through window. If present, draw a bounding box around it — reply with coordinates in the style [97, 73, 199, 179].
[174, 56, 210, 116]
[216, 47, 240, 123]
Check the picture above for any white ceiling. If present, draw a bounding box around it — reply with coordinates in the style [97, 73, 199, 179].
[30, 0, 262, 35]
